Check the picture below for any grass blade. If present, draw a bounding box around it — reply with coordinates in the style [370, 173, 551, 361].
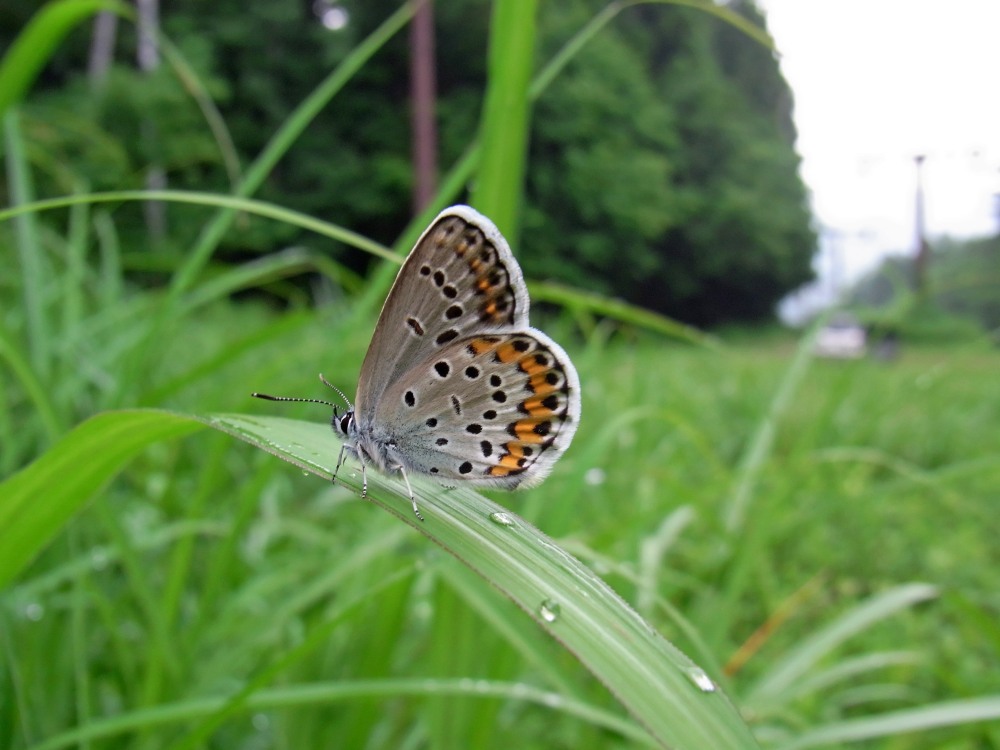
[775, 696, 1000, 750]
[0, 410, 204, 588]
[530, 280, 721, 346]
[4, 110, 50, 379]
[165, 2, 415, 299]
[211, 413, 761, 749]
[2, 407, 760, 746]
[29, 678, 657, 750]
[746, 583, 939, 706]
[723, 320, 821, 533]
[0, 324, 63, 449]
[0, 191, 397, 263]
[0, 0, 129, 119]
[471, 0, 538, 234]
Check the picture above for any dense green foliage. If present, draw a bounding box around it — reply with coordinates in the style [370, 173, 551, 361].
[529, 2, 815, 323]
[850, 234, 1000, 341]
[1, 0, 815, 325]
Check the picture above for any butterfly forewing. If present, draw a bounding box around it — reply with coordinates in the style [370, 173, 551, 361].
[355, 207, 531, 418]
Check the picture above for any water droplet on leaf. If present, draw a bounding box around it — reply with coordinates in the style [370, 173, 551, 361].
[539, 599, 561, 623]
[686, 666, 716, 692]
[24, 603, 44, 621]
[489, 511, 515, 527]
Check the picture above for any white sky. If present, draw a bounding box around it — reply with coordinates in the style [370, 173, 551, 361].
[756, 0, 1000, 318]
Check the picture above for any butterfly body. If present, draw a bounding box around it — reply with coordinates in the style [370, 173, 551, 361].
[255, 205, 581, 519]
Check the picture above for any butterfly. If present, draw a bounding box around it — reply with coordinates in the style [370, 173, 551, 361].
[253, 205, 581, 521]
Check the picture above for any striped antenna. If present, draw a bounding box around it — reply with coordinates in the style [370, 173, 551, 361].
[251, 373, 353, 410]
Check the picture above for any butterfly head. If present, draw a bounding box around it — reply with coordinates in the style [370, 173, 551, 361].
[331, 408, 356, 439]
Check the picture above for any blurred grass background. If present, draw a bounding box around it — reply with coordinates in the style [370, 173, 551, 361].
[2, 1, 1000, 748]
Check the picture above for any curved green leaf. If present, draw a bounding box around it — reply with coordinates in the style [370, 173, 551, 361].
[211, 413, 760, 749]
[746, 583, 939, 706]
[1, 408, 760, 747]
[0, 410, 204, 588]
[776, 696, 1000, 750]
[0, 0, 130, 119]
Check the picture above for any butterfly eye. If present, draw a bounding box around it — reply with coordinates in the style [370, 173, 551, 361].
[338, 413, 353, 434]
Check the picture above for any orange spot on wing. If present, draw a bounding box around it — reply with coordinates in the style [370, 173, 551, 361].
[469, 338, 498, 356]
[522, 396, 558, 416]
[512, 422, 546, 443]
[528, 373, 558, 395]
[519, 358, 546, 375]
[495, 343, 521, 363]
[498, 453, 522, 469]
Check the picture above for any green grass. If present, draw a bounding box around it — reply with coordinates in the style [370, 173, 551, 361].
[3, 306, 999, 747]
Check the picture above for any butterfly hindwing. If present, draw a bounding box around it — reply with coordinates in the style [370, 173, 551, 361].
[376, 330, 581, 487]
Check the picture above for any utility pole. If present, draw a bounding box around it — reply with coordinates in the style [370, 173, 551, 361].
[913, 154, 930, 295]
[409, 0, 438, 214]
[87, 11, 117, 87]
[137, 0, 166, 241]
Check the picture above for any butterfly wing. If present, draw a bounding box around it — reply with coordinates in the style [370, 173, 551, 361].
[355, 206, 531, 419]
[376, 330, 581, 488]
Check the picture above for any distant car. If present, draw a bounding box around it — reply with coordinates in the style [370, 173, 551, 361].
[814, 314, 867, 359]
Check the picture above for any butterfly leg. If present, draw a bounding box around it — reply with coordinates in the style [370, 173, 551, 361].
[333, 443, 368, 501]
[332, 443, 349, 485]
[397, 466, 424, 522]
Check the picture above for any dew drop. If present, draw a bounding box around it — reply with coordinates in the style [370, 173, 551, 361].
[489, 511, 515, 527]
[24, 602, 44, 621]
[90, 548, 109, 570]
[252, 712, 271, 731]
[538, 599, 561, 623]
[685, 666, 716, 693]
[542, 692, 564, 708]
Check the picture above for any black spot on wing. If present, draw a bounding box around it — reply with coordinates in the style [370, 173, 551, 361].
[436, 329, 459, 346]
[406, 317, 424, 336]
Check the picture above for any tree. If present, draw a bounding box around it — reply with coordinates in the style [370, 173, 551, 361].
[658, 3, 816, 323]
[525, 0, 815, 325]
[3, 0, 817, 326]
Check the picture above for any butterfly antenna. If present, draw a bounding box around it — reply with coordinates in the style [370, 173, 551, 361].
[318, 373, 354, 409]
[250, 391, 340, 409]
